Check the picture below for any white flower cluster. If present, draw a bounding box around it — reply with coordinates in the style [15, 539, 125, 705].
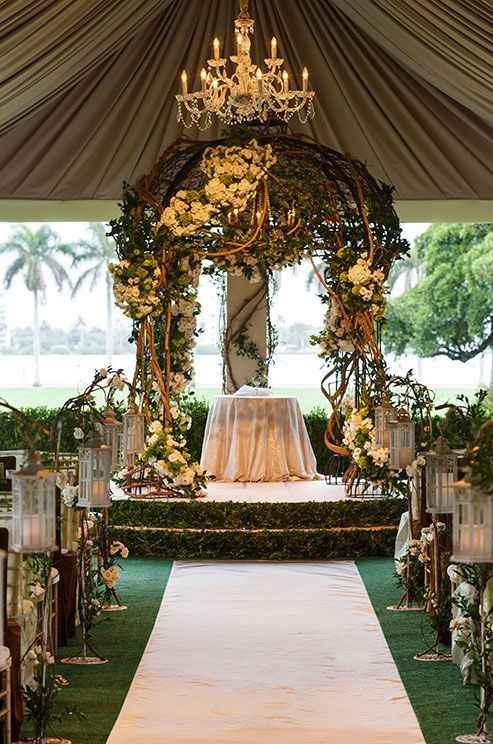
[449, 616, 473, 637]
[142, 419, 208, 495]
[347, 255, 385, 303]
[111, 257, 162, 320]
[343, 406, 390, 468]
[405, 454, 426, 478]
[155, 140, 277, 238]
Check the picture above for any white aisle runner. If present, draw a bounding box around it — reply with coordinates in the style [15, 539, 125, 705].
[107, 562, 424, 744]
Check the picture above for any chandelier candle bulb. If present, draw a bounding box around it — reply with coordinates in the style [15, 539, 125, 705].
[302, 67, 308, 91]
[271, 36, 277, 59]
[282, 70, 289, 92]
[255, 67, 262, 92]
[200, 68, 207, 92]
[181, 70, 188, 96]
[213, 37, 220, 60]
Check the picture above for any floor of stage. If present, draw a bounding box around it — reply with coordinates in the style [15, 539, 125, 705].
[201, 480, 346, 503]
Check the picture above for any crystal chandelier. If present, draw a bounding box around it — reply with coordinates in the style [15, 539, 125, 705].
[176, 0, 315, 130]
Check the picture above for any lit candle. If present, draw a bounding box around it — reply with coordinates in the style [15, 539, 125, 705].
[271, 36, 277, 59]
[302, 66, 309, 92]
[181, 70, 188, 96]
[282, 70, 289, 92]
[25, 515, 43, 551]
[255, 67, 262, 93]
[201, 67, 207, 92]
[213, 37, 220, 60]
[92, 480, 106, 505]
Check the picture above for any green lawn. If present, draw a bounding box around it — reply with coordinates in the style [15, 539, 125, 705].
[357, 558, 481, 744]
[0, 385, 481, 412]
[47, 558, 173, 744]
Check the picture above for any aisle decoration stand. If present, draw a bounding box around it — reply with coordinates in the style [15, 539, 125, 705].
[452, 421, 493, 744]
[61, 432, 111, 665]
[11, 454, 71, 744]
[412, 437, 459, 662]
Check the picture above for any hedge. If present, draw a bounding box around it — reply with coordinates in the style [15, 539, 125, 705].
[110, 496, 406, 530]
[0, 395, 484, 475]
[109, 524, 398, 560]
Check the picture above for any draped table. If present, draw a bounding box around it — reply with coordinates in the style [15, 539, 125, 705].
[200, 396, 318, 482]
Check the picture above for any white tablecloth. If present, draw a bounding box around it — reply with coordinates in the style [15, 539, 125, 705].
[200, 396, 318, 482]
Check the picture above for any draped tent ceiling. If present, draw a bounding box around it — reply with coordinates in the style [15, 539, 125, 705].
[0, 0, 492, 219]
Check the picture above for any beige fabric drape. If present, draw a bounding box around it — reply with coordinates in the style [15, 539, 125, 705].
[0, 1, 492, 201]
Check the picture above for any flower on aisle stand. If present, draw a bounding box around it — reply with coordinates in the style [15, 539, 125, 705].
[101, 565, 121, 590]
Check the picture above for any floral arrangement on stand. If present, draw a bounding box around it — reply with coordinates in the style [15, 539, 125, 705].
[342, 403, 406, 496]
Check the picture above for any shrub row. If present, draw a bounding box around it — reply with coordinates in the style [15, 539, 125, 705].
[0, 395, 485, 474]
[110, 525, 398, 560]
[110, 496, 406, 530]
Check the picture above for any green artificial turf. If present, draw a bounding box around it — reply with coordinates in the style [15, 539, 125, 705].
[357, 558, 482, 744]
[51, 557, 173, 744]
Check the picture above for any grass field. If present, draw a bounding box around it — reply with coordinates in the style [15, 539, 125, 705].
[0, 385, 483, 412]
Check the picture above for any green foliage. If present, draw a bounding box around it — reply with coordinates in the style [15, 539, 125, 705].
[110, 497, 406, 530]
[0, 397, 484, 473]
[430, 390, 489, 449]
[384, 223, 493, 363]
[110, 525, 398, 560]
[464, 419, 493, 492]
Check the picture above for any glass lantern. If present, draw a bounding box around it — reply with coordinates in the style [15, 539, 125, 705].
[102, 408, 123, 471]
[374, 398, 397, 449]
[11, 455, 57, 553]
[78, 445, 112, 508]
[452, 481, 493, 564]
[122, 405, 145, 467]
[425, 436, 459, 514]
[388, 409, 415, 471]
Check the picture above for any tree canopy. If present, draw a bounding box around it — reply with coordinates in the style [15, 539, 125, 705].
[383, 223, 493, 362]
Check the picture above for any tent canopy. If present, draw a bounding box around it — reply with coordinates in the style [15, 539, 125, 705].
[0, 0, 492, 217]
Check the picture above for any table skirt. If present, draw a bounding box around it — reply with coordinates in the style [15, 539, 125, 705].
[200, 396, 318, 482]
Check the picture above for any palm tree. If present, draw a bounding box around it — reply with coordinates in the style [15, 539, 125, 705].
[0, 224, 74, 386]
[71, 223, 117, 360]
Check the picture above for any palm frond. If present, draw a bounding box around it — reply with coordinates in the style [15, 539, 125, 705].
[4, 256, 26, 288]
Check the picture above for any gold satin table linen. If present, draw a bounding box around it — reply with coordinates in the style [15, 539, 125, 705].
[200, 395, 318, 482]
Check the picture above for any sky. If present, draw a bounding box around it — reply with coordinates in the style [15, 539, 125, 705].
[0, 222, 429, 337]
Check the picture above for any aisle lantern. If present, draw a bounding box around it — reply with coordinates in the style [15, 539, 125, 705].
[374, 397, 397, 449]
[78, 435, 112, 508]
[452, 481, 493, 564]
[388, 409, 415, 471]
[122, 404, 145, 467]
[11, 454, 57, 553]
[425, 436, 459, 514]
[102, 408, 122, 470]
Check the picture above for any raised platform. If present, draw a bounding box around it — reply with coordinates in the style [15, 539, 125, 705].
[109, 480, 405, 561]
[200, 480, 345, 503]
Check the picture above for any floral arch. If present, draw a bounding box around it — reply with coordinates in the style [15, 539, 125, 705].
[109, 129, 420, 498]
